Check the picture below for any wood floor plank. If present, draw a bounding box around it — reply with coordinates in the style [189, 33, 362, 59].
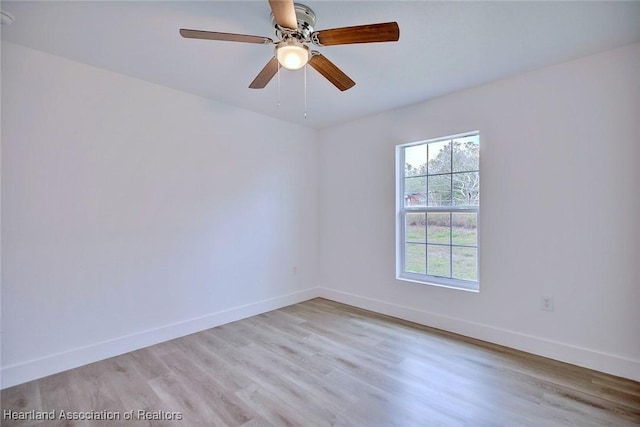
[1, 381, 42, 427]
[2, 298, 639, 426]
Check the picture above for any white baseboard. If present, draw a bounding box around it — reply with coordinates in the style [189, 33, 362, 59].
[4, 286, 638, 389]
[317, 287, 640, 382]
[0, 288, 319, 389]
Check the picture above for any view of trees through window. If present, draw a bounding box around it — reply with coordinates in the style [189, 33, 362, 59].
[399, 133, 479, 286]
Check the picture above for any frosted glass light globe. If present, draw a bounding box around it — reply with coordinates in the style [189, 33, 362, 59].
[276, 41, 309, 70]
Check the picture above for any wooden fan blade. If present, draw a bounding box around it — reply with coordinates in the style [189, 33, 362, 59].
[311, 22, 399, 46]
[180, 29, 273, 45]
[308, 53, 355, 91]
[268, 0, 297, 30]
[249, 57, 279, 89]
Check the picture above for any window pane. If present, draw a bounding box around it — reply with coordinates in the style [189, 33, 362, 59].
[427, 245, 450, 277]
[452, 172, 479, 206]
[398, 132, 479, 289]
[427, 213, 450, 244]
[452, 213, 477, 246]
[405, 243, 426, 274]
[404, 177, 426, 207]
[452, 247, 478, 281]
[428, 140, 451, 174]
[406, 213, 426, 243]
[428, 175, 451, 206]
[404, 144, 427, 177]
[452, 135, 479, 173]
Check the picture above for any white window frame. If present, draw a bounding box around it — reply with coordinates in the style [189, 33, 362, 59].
[396, 131, 480, 292]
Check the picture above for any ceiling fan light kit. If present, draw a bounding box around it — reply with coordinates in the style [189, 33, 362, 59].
[180, 0, 399, 91]
[276, 40, 309, 70]
[272, 3, 315, 70]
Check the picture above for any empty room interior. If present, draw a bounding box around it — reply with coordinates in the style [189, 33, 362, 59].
[1, 1, 639, 426]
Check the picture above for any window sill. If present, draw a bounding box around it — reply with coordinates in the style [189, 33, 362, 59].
[396, 275, 479, 293]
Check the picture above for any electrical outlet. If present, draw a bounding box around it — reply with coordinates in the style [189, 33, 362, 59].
[541, 295, 554, 312]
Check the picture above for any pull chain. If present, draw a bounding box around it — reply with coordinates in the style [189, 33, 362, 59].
[277, 59, 281, 110]
[275, 60, 309, 119]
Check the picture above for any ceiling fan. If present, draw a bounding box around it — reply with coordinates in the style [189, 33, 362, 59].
[180, 0, 400, 91]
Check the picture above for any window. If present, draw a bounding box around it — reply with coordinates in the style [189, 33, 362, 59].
[396, 132, 479, 291]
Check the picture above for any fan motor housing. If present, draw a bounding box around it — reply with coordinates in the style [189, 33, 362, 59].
[272, 3, 316, 41]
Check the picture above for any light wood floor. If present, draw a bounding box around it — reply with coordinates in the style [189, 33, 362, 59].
[2, 298, 639, 426]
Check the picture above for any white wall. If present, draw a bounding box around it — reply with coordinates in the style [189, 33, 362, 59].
[318, 43, 640, 381]
[1, 42, 319, 388]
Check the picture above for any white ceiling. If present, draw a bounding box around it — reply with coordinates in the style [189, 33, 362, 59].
[2, 1, 640, 129]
